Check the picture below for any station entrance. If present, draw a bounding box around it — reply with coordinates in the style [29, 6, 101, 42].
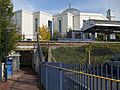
[19, 51, 33, 68]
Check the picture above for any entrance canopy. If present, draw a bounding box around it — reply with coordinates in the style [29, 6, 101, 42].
[82, 19, 120, 33]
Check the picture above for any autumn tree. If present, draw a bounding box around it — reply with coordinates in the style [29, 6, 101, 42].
[38, 25, 50, 40]
[53, 30, 59, 40]
[0, 0, 19, 61]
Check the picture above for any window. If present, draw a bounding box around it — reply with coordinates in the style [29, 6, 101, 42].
[85, 33, 91, 39]
[48, 20, 52, 32]
[35, 18, 38, 32]
[59, 20, 62, 33]
[75, 33, 81, 39]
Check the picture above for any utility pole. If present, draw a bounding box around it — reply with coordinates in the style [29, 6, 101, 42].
[5, 29, 8, 82]
[51, 18, 54, 40]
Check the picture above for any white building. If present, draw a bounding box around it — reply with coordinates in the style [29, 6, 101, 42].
[53, 7, 116, 35]
[33, 11, 53, 40]
[13, 7, 116, 40]
[13, 10, 53, 41]
[13, 10, 33, 40]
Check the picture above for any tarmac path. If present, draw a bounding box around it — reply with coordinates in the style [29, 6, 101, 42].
[0, 67, 43, 90]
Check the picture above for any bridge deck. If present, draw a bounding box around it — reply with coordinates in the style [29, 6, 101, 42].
[16, 41, 120, 51]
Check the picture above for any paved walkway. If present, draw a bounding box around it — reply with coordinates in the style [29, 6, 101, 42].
[0, 68, 43, 90]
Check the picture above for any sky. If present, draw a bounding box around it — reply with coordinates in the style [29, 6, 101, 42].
[12, 0, 120, 19]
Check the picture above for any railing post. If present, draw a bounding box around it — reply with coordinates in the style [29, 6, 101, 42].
[0, 64, 2, 81]
[46, 62, 48, 90]
[39, 63, 41, 84]
[60, 63, 63, 90]
[48, 43, 52, 62]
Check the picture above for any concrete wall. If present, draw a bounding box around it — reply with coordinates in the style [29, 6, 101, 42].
[67, 13, 73, 30]
[53, 15, 59, 32]
[54, 13, 73, 35]
[13, 10, 22, 34]
[62, 14, 68, 35]
[22, 10, 33, 40]
[39, 11, 53, 27]
[73, 14, 80, 30]
[54, 10, 108, 35]
[13, 10, 33, 40]
[33, 12, 40, 40]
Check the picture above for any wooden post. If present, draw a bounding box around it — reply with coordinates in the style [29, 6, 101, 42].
[48, 43, 52, 62]
[88, 43, 91, 65]
[88, 49, 91, 64]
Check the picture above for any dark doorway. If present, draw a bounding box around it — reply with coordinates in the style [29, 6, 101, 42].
[19, 51, 33, 68]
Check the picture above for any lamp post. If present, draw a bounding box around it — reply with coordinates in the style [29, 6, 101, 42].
[5, 29, 8, 82]
[51, 18, 54, 40]
[4, 28, 12, 82]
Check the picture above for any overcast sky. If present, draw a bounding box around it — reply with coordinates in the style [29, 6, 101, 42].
[12, 0, 120, 20]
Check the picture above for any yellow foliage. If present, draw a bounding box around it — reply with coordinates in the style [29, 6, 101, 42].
[38, 25, 50, 40]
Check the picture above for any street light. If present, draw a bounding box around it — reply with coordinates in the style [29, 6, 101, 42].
[51, 18, 54, 40]
[5, 28, 12, 56]
[5, 29, 8, 82]
[4, 28, 12, 82]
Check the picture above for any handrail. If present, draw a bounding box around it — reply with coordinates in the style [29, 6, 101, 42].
[40, 63, 120, 83]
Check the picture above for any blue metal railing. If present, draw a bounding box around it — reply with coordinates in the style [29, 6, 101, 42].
[36, 33, 120, 90]
[39, 62, 120, 90]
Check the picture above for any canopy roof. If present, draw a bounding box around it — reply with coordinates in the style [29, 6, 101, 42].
[82, 19, 120, 33]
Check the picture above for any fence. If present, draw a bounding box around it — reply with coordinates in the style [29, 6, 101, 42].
[39, 62, 120, 90]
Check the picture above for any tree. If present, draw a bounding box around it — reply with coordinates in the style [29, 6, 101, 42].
[38, 25, 50, 40]
[0, 0, 19, 61]
[53, 30, 58, 40]
[16, 33, 23, 41]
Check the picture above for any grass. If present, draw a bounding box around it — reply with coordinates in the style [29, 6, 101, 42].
[51, 46, 120, 64]
[40, 43, 120, 64]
